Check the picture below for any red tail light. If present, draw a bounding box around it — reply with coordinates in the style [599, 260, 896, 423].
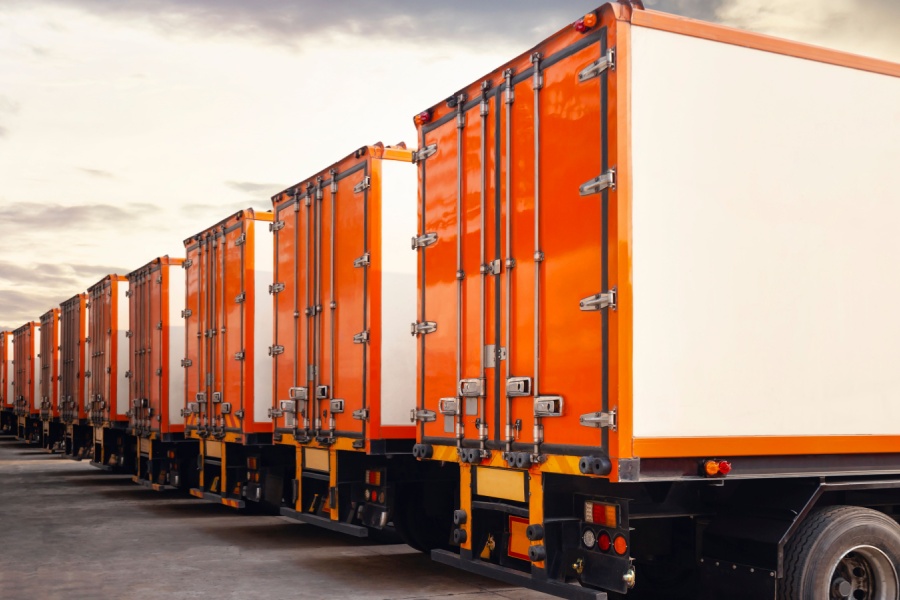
[584, 501, 618, 527]
[597, 531, 612, 552]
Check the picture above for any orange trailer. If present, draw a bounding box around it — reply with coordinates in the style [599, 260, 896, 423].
[271, 143, 454, 542]
[183, 208, 275, 508]
[126, 256, 198, 491]
[0, 330, 14, 434]
[60, 293, 91, 458]
[38, 308, 62, 452]
[86, 274, 132, 470]
[13, 321, 40, 442]
[413, 3, 900, 598]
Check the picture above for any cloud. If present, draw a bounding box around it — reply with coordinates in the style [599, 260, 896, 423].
[78, 167, 115, 179]
[0, 261, 130, 330]
[715, 0, 900, 60]
[0, 202, 154, 229]
[226, 180, 285, 196]
[0, 96, 20, 114]
[4, 0, 604, 48]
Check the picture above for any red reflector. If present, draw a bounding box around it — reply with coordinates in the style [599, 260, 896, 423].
[597, 531, 611, 552]
[718, 460, 732, 475]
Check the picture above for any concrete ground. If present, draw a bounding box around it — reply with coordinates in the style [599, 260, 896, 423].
[0, 436, 551, 600]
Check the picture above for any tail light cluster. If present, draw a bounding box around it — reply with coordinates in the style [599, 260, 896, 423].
[582, 500, 628, 555]
[363, 469, 385, 504]
[574, 12, 598, 34]
[701, 459, 733, 478]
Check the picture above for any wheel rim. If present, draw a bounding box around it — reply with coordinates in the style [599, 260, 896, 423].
[830, 545, 899, 600]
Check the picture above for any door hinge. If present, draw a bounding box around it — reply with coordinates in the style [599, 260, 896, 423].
[353, 176, 371, 194]
[268, 345, 285, 356]
[578, 48, 615, 83]
[269, 282, 285, 294]
[181, 309, 192, 318]
[579, 288, 617, 311]
[235, 232, 247, 246]
[410, 321, 437, 336]
[180, 359, 192, 368]
[410, 408, 437, 423]
[125, 290, 132, 298]
[183, 259, 193, 268]
[353, 253, 370, 268]
[411, 232, 438, 250]
[125, 330, 133, 338]
[234, 351, 245, 361]
[580, 409, 617, 431]
[235, 292, 246, 303]
[353, 331, 369, 344]
[413, 143, 438, 163]
[352, 408, 369, 421]
[269, 220, 285, 233]
[579, 168, 616, 196]
[124, 370, 132, 379]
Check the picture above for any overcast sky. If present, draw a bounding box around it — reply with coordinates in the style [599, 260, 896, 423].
[1, 0, 898, 330]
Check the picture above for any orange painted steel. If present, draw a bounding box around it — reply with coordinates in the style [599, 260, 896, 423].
[38, 308, 61, 421]
[13, 322, 40, 418]
[271, 143, 415, 449]
[86, 274, 129, 426]
[59, 294, 89, 425]
[0, 331, 13, 416]
[126, 256, 185, 438]
[414, 3, 900, 479]
[183, 208, 273, 440]
[415, 6, 620, 461]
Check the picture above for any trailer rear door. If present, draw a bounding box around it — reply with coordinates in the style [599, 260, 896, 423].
[417, 26, 614, 458]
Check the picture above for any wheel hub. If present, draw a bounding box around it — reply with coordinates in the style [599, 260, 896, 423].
[830, 546, 899, 600]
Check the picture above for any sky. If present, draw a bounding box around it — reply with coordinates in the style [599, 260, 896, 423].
[1, 0, 898, 330]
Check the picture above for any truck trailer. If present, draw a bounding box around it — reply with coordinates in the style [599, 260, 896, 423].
[410, 3, 900, 599]
[0, 331, 13, 434]
[38, 308, 62, 452]
[60, 293, 92, 459]
[271, 143, 455, 545]
[183, 208, 278, 509]
[13, 322, 40, 443]
[126, 256, 197, 491]
[86, 274, 132, 470]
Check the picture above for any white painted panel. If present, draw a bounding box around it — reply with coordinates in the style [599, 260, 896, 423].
[379, 159, 417, 427]
[167, 264, 186, 425]
[631, 27, 900, 438]
[253, 220, 274, 424]
[116, 283, 129, 416]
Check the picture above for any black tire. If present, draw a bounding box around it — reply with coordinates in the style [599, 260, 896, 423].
[780, 506, 900, 600]
[393, 483, 453, 553]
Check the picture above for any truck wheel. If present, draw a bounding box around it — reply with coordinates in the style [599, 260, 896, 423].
[780, 506, 900, 600]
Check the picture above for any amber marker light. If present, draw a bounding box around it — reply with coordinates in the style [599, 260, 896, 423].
[704, 460, 720, 476]
[613, 535, 628, 555]
[583, 12, 598, 28]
